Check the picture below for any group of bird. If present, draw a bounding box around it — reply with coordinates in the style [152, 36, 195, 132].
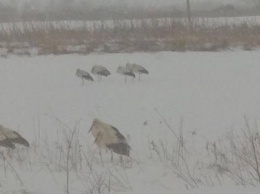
[0, 63, 141, 164]
[0, 119, 131, 164]
[76, 63, 149, 84]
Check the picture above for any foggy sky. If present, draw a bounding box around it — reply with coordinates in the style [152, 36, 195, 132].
[0, 0, 247, 6]
[0, 0, 252, 10]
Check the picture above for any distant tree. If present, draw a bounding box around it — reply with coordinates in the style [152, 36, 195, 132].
[60, 0, 74, 10]
[249, 0, 260, 10]
[213, 4, 236, 17]
[0, 1, 20, 21]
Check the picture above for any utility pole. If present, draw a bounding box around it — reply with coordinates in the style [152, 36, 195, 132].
[186, 0, 192, 30]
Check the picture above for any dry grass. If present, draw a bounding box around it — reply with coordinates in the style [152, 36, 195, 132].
[1, 111, 260, 193]
[0, 18, 259, 55]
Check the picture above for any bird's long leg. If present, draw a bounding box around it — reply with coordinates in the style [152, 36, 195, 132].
[81, 78, 84, 85]
[99, 150, 104, 166]
[139, 74, 140, 82]
[125, 76, 126, 84]
[111, 151, 113, 162]
[0, 151, 7, 177]
[119, 155, 123, 166]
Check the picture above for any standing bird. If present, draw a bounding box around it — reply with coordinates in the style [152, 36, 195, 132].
[75, 68, 94, 85]
[91, 65, 111, 82]
[116, 66, 135, 83]
[0, 125, 29, 149]
[126, 63, 149, 81]
[89, 119, 130, 164]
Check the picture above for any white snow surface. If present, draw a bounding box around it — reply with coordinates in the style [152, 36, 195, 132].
[0, 51, 260, 193]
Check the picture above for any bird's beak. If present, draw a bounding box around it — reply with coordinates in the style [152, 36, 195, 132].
[88, 123, 94, 133]
[94, 137, 98, 144]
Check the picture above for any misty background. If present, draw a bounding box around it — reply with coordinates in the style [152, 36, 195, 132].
[0, 0, 259, 22]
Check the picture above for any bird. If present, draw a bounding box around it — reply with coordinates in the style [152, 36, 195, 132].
[88, 119, 131, 164]
[116, 65, 135, 83]
[126, 63, 149, 81]
[75, 68, 94, 85]
[0, 125, 29, 149]
[91, 65, 111, 82]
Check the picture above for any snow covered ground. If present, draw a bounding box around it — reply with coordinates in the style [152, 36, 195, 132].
[0, 51, 260, 193]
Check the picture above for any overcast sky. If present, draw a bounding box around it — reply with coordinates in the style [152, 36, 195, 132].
[1, 0, 245, 5]
[0, 0, 251, 9]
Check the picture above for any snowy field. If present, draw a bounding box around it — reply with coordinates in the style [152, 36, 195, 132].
[0, 51, 260, 193]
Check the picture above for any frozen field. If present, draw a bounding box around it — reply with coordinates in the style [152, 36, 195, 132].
[0, 51, 260, 193]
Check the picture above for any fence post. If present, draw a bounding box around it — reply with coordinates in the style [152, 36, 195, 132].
[186, 0, 192, 31]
